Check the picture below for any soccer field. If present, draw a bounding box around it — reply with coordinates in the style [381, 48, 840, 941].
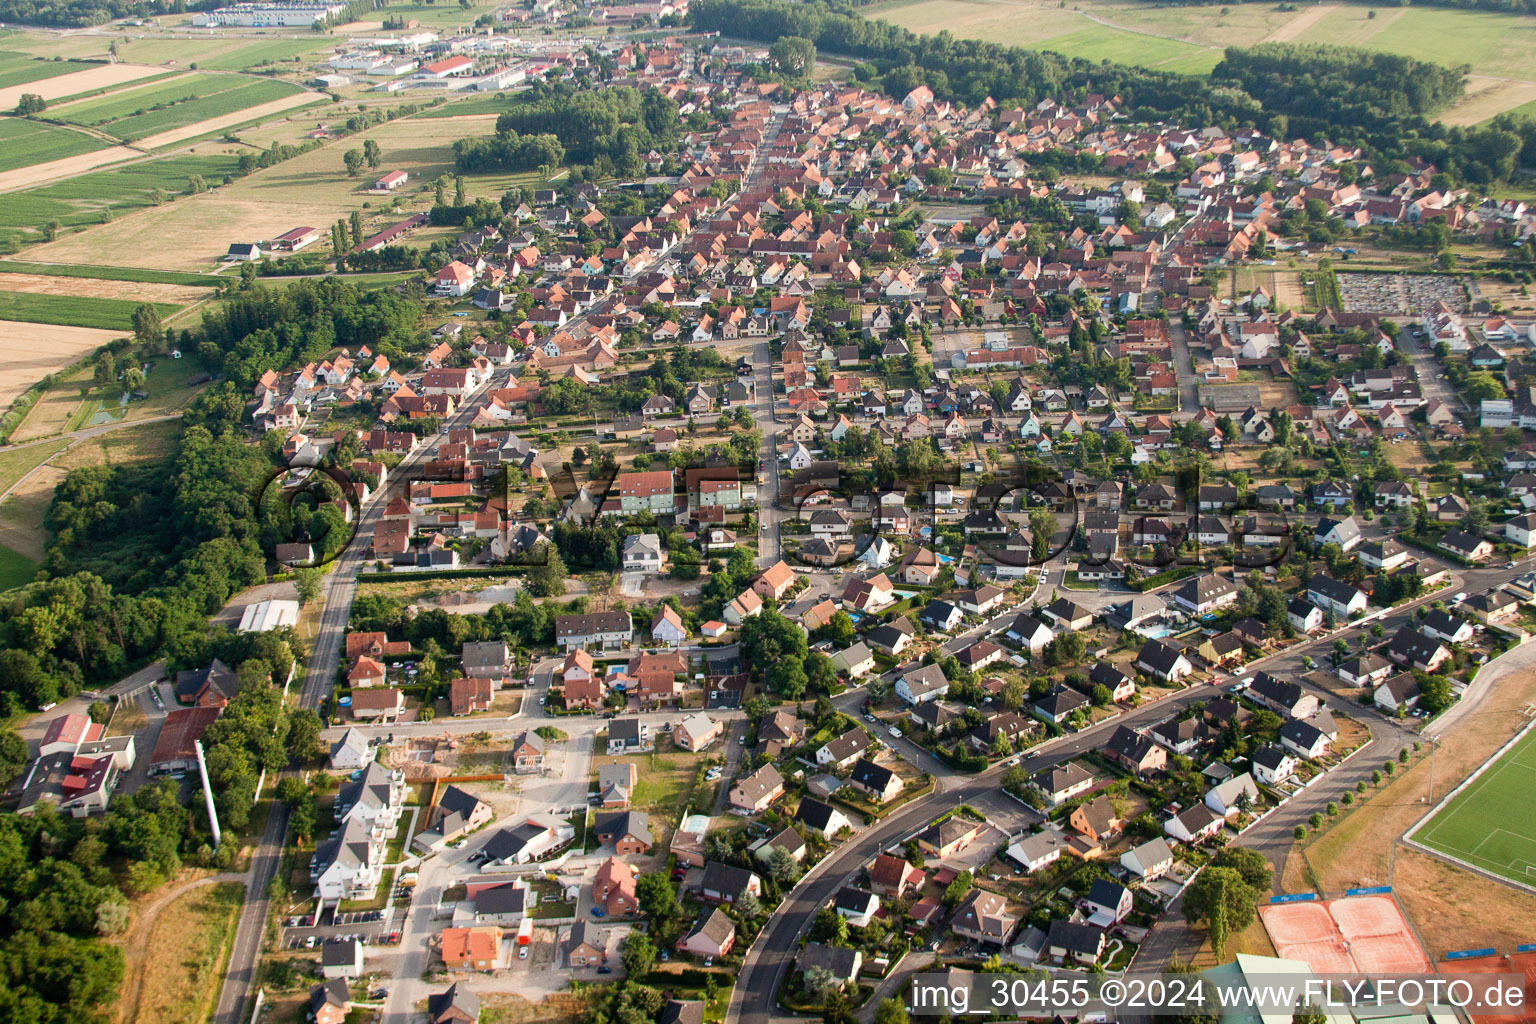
[1418, 726, 1536, 888]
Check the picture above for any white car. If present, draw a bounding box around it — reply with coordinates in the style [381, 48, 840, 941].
[888, 726, 902, 738]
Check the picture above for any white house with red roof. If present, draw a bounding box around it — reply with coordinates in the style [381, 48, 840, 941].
[436, 261, 477, 297]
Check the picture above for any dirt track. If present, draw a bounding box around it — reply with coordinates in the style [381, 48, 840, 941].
[1260, 3, 1337, 42]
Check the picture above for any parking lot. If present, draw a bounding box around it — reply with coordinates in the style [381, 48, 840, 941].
[281, 903, 408, 948]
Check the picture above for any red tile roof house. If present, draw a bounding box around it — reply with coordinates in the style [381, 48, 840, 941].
[450, 677, 493, 715]
[592, 856, 638, 916]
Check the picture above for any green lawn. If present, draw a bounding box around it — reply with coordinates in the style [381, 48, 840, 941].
[0, 290, 179, 330]
[0, 261, 223, 286]
[0, 543, 38, 591]
[0, 119, 107, 175]
[54, 72, 307, 143]
[0, 438, 70, 494]
[1417, 726, 1536, 887]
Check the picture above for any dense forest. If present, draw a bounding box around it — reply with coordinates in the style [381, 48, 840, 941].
[452, 84, 681, 177]
[0, 280, 425, 716]
[0, 0, 195, 27]
[690, 0, 1536, 187]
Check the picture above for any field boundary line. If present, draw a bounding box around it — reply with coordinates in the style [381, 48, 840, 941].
[1400, 716, 1536, 897]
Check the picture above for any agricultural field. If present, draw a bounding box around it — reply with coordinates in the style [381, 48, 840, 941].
[0, 269, 210, 306]
[0, 261, 222, 287]
[0, 151, 249, 236]
[866, 0, 1536, 114]
[1416, 726, 1536, 889]
[0, 290, 180, 330]
[0, 50, 99, 90]
[0, 61, 167, 111]
[20, 112, 548, 271]
[0, 119, 108, 175]
[114, 35, 330, 71]
[0, 322, 122, 408]
[50, 72, 312, 144]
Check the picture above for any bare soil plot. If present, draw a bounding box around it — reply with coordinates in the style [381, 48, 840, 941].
[0, 144, 141, 194]
[0, 271, 207, 304]
[133, 89, 321, 150]
[0, 62, 165, 111]
[0, 321, 120, 408]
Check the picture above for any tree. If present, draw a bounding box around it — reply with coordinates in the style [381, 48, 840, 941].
[291, 567, 322, 606]
[620, 931, 656, 978]
[942, 868, 972, 907]
[286, 709, 324, 764]
[1210, 847, 1272, 891]
[635, 872, 676, 920]
[1182, 866, 1260, 957]
[526, 542, 568, 597]
[349, 209, 364, 248]
[132, 302, 164, 351]
[769, 658, 808, 700]
[14, 92, 45, 115]
[363, 138, 382, 169]
[94, 352, 116, 389]
[343, 149, 365, 176]
[870, 1000, 911, 1024]
[768, 35, 816, 77]
[765, 846, 801, 884]
[95, 901, 130, 935]
[0, 728, 26, 784]
[803, 965, 841, 1006]
[1294, 1002, 1328, 1024]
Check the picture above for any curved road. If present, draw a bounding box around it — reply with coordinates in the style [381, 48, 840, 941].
[730, 555, 1536, 1024]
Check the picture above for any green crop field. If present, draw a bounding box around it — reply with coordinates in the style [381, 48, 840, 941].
[0, 152, 248, 234]
[1417, 726, 1536, 888]
[0, 261, 223, 286]
[0, 119, 108, 174]
[0, 51, 98, 89]
[115, 36, 328, 71]
[52, 72, 306, 142]
[0, 290, 180, 330]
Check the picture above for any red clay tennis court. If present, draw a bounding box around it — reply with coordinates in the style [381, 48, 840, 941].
[1444, 951, 1536, 1024]
[1260, 901, 1357, 973]
[1259, 896, 1429, 974]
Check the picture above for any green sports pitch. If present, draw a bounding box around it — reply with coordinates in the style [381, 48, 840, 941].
[1417, 725, 1536, 888]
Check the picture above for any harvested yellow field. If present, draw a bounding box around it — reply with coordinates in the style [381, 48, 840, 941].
[0, 321, 120, 407]
[0, 272, 208, 304]
[0, 144, 141, 194]
[24, 191, 349, 271]
[1439, 76, 1536, 127]
[0, 62, 167, 110]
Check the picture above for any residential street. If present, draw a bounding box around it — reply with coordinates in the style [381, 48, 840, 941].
[730, 553, 1536, 1024]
